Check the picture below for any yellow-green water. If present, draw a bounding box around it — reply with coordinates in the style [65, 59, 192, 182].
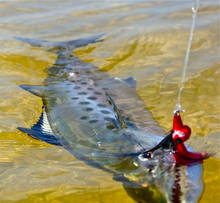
[0, 0, 219, 202]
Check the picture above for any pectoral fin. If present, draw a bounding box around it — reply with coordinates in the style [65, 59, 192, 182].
[18, 127, 61, 146]
[18, 109, 61, 146]
[20, 85, 48, 97]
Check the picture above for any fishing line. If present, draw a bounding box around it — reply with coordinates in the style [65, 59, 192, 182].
[175, 0, 200, 112]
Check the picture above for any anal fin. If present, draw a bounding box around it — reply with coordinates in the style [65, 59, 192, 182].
[18, 109, 61, 146]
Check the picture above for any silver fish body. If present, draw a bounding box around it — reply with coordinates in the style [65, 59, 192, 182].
[17, 35, 203, 203]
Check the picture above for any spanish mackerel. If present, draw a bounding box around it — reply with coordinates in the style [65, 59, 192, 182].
[17, 35, 203, 203]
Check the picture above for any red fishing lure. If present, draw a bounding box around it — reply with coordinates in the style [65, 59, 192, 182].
[171, 111, 208, 164]
[142, 111, 208, 164]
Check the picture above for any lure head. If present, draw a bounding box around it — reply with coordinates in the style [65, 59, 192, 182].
[172, 125, 191, 143]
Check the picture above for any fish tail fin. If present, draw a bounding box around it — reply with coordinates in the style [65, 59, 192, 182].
[15, 33, 105, 53]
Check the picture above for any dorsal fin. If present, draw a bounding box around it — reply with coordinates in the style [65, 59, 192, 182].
[106, 93, 127, 129]
[123, 77, 136, 88]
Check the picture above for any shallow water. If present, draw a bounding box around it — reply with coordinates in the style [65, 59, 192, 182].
[0, 0, 219, 202]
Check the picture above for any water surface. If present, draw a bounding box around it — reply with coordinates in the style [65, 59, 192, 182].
[0, 0, 219, 202]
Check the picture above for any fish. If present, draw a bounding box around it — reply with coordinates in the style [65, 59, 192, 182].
[17, 34, 204, 203]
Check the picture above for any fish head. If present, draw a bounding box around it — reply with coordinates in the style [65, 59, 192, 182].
[111, 129, 204, 203]
[120, 147, 204, 203]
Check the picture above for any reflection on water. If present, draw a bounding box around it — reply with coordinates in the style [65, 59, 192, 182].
[0, 0, 219, 202]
